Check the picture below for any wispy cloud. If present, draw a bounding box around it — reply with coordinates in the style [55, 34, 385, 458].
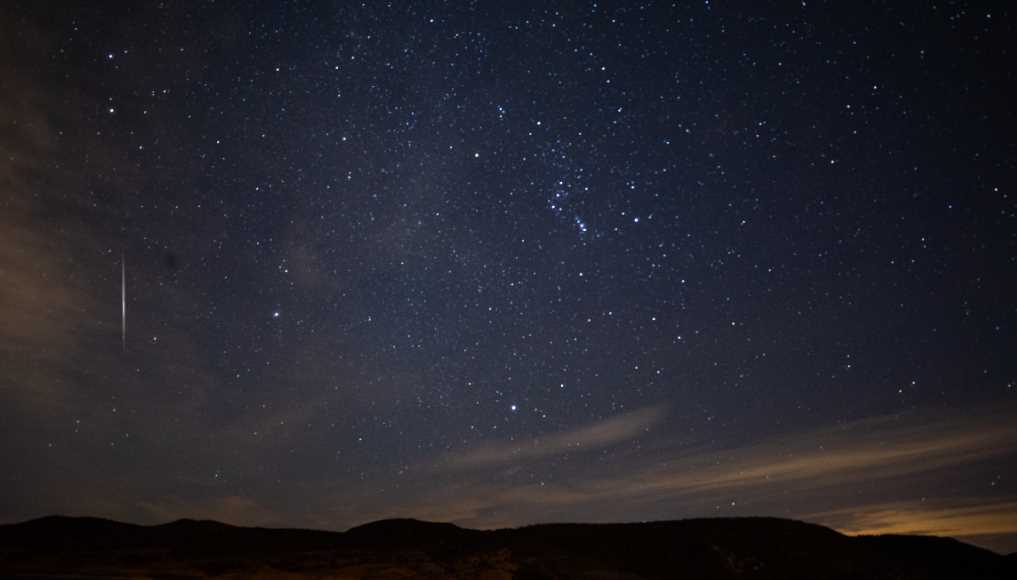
[812, 499, 1017, 541]
[599, 414, 1015, 504]
[324, 404, 1017, 552]
[441, 405, 667, 468]
[0, 59, 105, 417]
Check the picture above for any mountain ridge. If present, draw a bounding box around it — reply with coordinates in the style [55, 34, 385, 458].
[1, 514, 1012, 578]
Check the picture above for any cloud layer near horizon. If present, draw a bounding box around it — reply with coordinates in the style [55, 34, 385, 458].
[306, 402, 1017, 553]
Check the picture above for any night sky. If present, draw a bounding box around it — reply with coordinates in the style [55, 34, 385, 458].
[3, 1, 1016, 553]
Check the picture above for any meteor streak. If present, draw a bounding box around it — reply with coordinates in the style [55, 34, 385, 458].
[121, 252, 126, 352]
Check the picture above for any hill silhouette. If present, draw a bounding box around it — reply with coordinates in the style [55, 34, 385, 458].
[1, 515, 1012, 578]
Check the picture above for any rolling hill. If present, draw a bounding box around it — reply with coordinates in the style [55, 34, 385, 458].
[0, 515, 1012, 578]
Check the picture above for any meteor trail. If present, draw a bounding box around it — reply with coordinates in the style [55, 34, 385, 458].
[121, 252, 126, 352]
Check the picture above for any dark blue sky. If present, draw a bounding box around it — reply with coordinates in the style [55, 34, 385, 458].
[2, 1, 1015, 552]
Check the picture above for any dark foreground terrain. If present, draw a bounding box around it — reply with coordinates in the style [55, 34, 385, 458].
[0, 515, 1013, 579]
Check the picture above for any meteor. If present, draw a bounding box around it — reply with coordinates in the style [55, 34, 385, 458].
[121, 252, 126, 352]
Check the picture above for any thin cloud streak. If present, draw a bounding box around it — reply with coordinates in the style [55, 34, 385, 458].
[441, 405, 667, 468]
[813, 499, 1017, 540]
[369, 404, 1017, 547]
